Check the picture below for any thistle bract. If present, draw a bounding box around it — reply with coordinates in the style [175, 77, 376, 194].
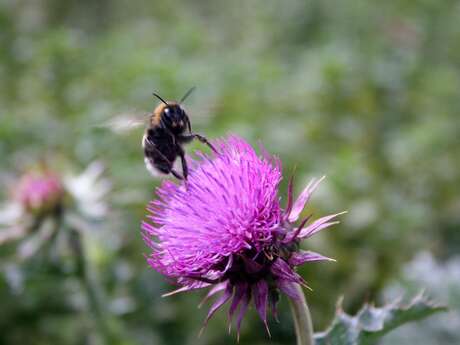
[142, 136, 344, 337]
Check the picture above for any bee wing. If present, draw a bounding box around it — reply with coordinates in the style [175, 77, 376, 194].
[94, 111, 150, 134]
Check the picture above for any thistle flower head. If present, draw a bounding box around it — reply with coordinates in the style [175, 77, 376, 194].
[1, 162, 110, 248]
[142, 136, 344, 337]
[14, 170, 64, 214]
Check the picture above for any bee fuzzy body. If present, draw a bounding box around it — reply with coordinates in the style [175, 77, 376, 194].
[142, 93, 216, 180]
[143, 127, 180, 176]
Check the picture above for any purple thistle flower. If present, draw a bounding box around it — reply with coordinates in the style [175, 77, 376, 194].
[14, 170, 64, 214]
[142, 136, 345, 338]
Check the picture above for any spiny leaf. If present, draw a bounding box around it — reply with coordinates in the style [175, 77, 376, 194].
[314, 293, 447, 345]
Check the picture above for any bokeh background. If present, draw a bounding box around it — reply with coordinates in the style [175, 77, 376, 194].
[1, 1, 459, 344]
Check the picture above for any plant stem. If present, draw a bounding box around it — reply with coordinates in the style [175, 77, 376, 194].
[71, 228, 116, 343]
[288, 284, 314, 345]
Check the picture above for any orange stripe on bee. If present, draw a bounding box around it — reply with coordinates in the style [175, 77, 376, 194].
[151, 101, 179, 127]
[151, 103, 166, 126]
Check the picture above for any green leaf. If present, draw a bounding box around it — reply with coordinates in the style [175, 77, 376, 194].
[314, 293, 447, 345]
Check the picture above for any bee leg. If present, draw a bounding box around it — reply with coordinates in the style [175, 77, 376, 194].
[181, 133, 218, 154]
[193, 133, 218, 154]
[185, 116, 192, 134]
[170, 169, 184, 180]
[177, 147, 189, 180]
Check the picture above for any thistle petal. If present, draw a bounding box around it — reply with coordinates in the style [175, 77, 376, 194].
[288, 176, 325, 222]
[283, 214, 312, 243]
[236, 289, 251, 342]
[162, 282, 210, 298]
[201, 283, 233, 330]
[270, 258, 305, 285]
[198, 282, 228, 308]
[288, 250, 335, 267]
[276, 280, 302, 301]
[253, 280, 271, 337]
[269, 289, 280, 323]
[297, 211, 347, 239]
[228, 282, 248, 333]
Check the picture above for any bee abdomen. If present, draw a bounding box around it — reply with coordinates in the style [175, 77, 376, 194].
[144, 156, 162, 176]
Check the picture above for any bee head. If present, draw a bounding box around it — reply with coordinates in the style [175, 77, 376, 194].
[162, 103, 187, 130]
[152, 89, 193, 132]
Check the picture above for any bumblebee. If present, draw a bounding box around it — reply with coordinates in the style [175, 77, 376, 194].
[142, 88, 216, 180]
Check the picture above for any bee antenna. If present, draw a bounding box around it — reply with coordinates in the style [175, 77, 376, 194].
[179, 86, 196, 104]
[152, 92, 169, 106]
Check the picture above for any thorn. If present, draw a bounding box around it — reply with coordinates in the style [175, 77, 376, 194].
[264, 321, 271, 338]
[301, 282, 313, 291]
[161, 290, 178, 298]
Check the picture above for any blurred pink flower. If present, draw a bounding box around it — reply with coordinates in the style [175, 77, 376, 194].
[14, 170, 64, 214]
[0, 162, 110, 249]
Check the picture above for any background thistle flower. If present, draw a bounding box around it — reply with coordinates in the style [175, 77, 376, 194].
[14, 169, 64, 215]
[0, 168, 65, 247]
[143, 136, 345, 338]
[0, 161, 117, 342]
[0, 162, 110, 254]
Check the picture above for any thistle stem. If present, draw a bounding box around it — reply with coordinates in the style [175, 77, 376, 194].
[288, 284, 314, 345]
[71, 228, 116, 343]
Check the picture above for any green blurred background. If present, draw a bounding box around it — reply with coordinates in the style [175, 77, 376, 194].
[1, 1, 460, 344]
